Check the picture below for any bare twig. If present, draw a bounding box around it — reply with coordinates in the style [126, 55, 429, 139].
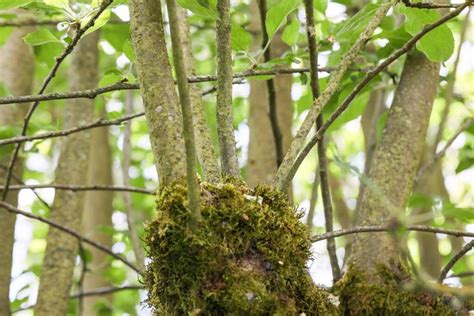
[439, 239, 474, 283]
[401, 0, 473, 9]
[0, 184, 153, 195]
[416, 118, 473, 182]
[70, 285, 144, 298]
[1, 0, 115, 201]
[279, 2, 472, 186]
[0, 67, 354, 106]
[0, 201, 140, 273]
[0, 111, 144, 147]
[311, 224, 474, 242]
[304, 0, 340, 282]
[445, 271, 474, 279]
[257, 0, 283, 167]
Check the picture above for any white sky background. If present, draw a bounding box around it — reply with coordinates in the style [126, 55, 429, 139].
[10, 4, 474, 315]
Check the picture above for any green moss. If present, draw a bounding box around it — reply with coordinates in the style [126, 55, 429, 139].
[336, 265, 457, 316]
[144, 181, 337, 315]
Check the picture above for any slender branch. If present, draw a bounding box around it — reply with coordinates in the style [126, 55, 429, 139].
[0, 111, 144, 147]
[1, 0, 115, 201]
[121, 92, 146, 270]
[0, 184, 153, 194]
[278, 2, 471, 186]
[167, 0, 201, 222]
[70, 285, 144, 298]
[445, 271, 474, 279]
[401, 0, 473, 9]
[439, 239, 474, 282]
[274, 2, 393, 191]
[303, 0, 340, 282]
[0, 201, 140, 273]
[311, 224, 474, 242]
[0, 67, 353, 106]
[257, 0, 283, 167]
[0, 19, 125, 27]
[416, 118, 473, 182]
[432, 8, 470, 153]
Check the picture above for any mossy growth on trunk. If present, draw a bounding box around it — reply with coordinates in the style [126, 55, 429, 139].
[335, 265, 462, 316]
[144, 181, 338, 315]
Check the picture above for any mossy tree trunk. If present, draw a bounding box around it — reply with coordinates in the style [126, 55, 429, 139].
[82, 123, 114, 315]
[0, 19, 35, 316]
[35, 32, 99, 316]
[344, 51, 440, 311]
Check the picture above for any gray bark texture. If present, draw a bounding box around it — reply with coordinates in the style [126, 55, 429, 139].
[35, 32, 99, 316]
[129, 0, 187, 185]
[350, 52, 440, 282]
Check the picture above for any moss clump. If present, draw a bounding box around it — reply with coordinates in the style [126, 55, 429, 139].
[336, 265, 457, 315]
[144, 181, 337, 315]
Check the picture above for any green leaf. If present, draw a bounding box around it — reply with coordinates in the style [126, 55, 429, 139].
[123, 40, 135, 61]
[99, 69, 123, 87]
[0, 0, 33, 10]
[83, 8, 111, 35]
[23, 29, 62, 46]
[404, 7, 454, 62]
[231, 24, 251, 51]
[177, 0, 217, 19]
[443, 202, 474, 222]
[281, 18, 300, 47]
[336, 3, 379, 41]
[0, 27, 14, 46]
[314, 0, 327, 14]
[266, 0, 301, 41]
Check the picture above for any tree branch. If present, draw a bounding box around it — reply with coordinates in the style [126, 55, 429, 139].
[0, 184, 153, 195]
[277, 2, 471, 187]
[0, 111, 144, 147]
[257, 0, 283, 167]
[274, 2, 393, 191]
[303, 0, 340, 282]
[0, 67, 357, 106]
[311, 224, 474, 242]
[439, 239, 474, 283]
[0, 201, 140, 273]
[401, 0, 473, 9]
[70, 285, 144, 298]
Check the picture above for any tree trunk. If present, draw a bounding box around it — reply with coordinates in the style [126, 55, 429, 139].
[129, 0, 186, 185]
[81, 124, 114, 315]
[0, 20, 35, 316]
[350, 52, 439, 280]
[247, 0, 293, 187]
[35, 32, 99, 316]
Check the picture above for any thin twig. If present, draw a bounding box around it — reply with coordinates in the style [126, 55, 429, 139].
[0, 67, 353, 106]
[279, 2, 472, 186]
[0, 184, 154, 195]
[303, 0, 340, 282]
[311, 224, 474, 242]
[416, 118, 473, 182]
[0, 19, 125, 27]
[257, 0, 283, 167]
[401, 0, 473, 9]
[439, 239, 474, 283]
[0, 112, 144, 147]
[0, 201, 140, 273]
[445, 271, 474, 279]
[1, 0, 115, 201]
[70, 285, 144, 298]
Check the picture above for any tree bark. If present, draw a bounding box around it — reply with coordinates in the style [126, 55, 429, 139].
[129, 0, 186, 185]
[82, 124, 114, 315]
[350, 51, 440, 282]
[0, 20, 35, 316]
[35, 32, 99, 316]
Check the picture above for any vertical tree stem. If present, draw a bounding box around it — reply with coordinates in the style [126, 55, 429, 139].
[257, 0, 283, 167]
[216, 0, 240, 177]
[167, 0, 201, 222]
[303, 0, 341, 282]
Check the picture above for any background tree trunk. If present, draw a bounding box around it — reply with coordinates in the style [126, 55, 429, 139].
[350, 51, 440, 282]
[81, 123, 114, 315]
[247, 0, 293, 187]
[35, 32, 99, 316]
[0, 19, 35, 316]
